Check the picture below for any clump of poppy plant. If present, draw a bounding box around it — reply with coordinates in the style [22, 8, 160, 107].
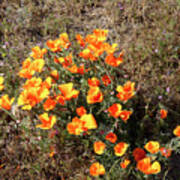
[0, 29, 179, 179]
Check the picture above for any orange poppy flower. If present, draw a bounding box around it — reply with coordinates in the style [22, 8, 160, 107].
[173, 125, 180, 137]
[105, 52, 123, 67]
[42, 77, 52, 89]
[79, 48, 97, 61]
[62, 53, 73, 68]
[76, 34, 86, 47]
[36, 113, 56, 130]
[18, 79, 49, 110]
[67, 117, 85, 135]
[105, 132, 117, 143]
[30, 46, 47, 59]
[108, 103, 122, 118]
[0, 94, 14, 110]
[93, 141, 106, 155]
[102, 74, 111, 86]
[80, 114, 97, 129]
[30, 59, 45, 73]
[0, 76, 4, 91]
[104, 43, 118, 54]
[58, 32, 71, 49]
[87, 42, 106, 57]
[46, 39, 61, 52]
[50, 70, 59, 80]
[137, 157, 151, 174]
[23, 77, 42, 89]
[133, 148, 146, 162]
[119, 110, 132, 122]
[160, 109, 168, 119]
[144, 141, 160, 154]
[46, 33, 70, 52]
[19, 60, 35, 79]
[19, 58, 45, 79]
[88, 77, 100, 87]
[137, 157, 161, 175]
[87, 86, 103, 104]
[160, 147, 171, 158]
[56, 95, 65, 105]
[76, 106, 87, 116]
[149, 161, 161, 174]
[66, 64, 78, 73]
[43, 97, 57, 111]
[116, 81, 135, 102]
[89, 162, 105, 177]
[58, 83, 79, 100]
[66, 64, 87, 74]
[92, 29, 108, 42]
[114, 142, 128, 156]
[120, 159, 130, 169]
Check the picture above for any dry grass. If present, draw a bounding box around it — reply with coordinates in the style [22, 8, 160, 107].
[0, 0, 180, 179]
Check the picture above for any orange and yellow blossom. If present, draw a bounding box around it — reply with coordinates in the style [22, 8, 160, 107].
[137, 157, 161, 175]
[58, 83, 79, 101]
[0, 76, 4, 91]
[36, 113, 56, 130]
[160, 147, 171, 158]
[46, 33, 71, 52]
[160, 109, 168, 119]
[18, 78, 49, 110]
[105, 132, 117, 143]
[114, 142, 128, 156]
[133, 148, 146, 162]
[30, 59, 45, 73]
[108, 103, 122, 118]
[80, 114, 97, 130]
[0, 94, 14, 110]
[58, 33, 71, 49]
[57, 53, 73, 68]
[104, 43, 118, 54]
[42, 77, 52, 89]
[56, 94, 65, 105]
[79, 48, 97, 61]
[18, 58, 35, 78]
[173, 125, 180, 137]
[87, 86, 103, 104]
[88, 77, 100, 87]
[92, 29, 108, 42]
[66, 64, 88, 74]
[116, 81, 135, 102]
[76, 106, 87, 117]
[67, 113, 97, 135]
[105, 52, 123, 67]
[67, 117, 86, 135]
[30, 46, 47, 59]
[19, 58, 45, 79]
[120, 159, 130, 169]
[89, 162, 105, 177]
[102, 74, 111, 86]
[18, 87, 49, 110]
[43, 97, 57, 111]
[94, 141, 106, 155]
[119, 110, 132, 123]
[144, 141, 160, 154]
[50, 70, 59, 80]
[23, 77, 42, 89]
[87, 42, 106, 58]
[76, 34, 86, 47]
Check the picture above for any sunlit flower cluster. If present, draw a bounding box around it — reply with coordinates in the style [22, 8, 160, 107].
[0, 29, 178, 179]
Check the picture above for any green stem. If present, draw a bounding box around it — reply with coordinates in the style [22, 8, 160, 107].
[1, 107, 17, 121]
